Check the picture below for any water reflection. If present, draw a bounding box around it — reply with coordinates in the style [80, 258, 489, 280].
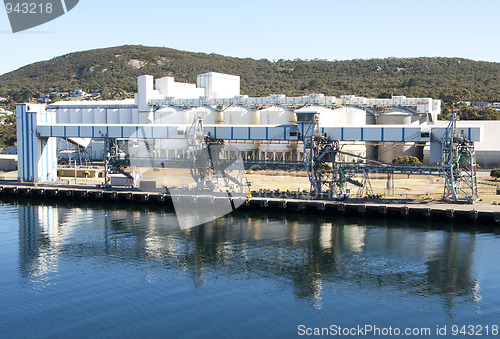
[18, 204, 479, 313]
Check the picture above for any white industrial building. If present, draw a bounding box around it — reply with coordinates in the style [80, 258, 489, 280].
[19, 71, 500, 184]
[450, 121, 500, 168]
[44, 71, 453, 165]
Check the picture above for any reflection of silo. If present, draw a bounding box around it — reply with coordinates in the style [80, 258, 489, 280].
[377, 107, 422, 163]
[154, 107, 188, 158]
[259, 105, 296, 161]
[223, 106, 259, 159]
[342, 225, 366, 253]
[333, 106, 367, 159]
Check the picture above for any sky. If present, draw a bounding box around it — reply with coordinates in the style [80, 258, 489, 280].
[0, 0, 499, 76]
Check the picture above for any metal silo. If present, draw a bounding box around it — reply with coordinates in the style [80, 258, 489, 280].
[259, 105, 296, 161]
[332, 106, 366, 126]
[93, 108, 107, 124]
[332, 106, 367, 160]
[377, 107, 423, 163]
[186, 106, 219, 125]
[365, 108, 378, 160]
[81, 108, 94, 124]
[153, 106, 188, 158]
[69, 108, 82, 124]
[223, 106, 259, 160]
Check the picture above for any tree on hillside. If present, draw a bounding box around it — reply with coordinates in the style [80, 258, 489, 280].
[1, 46, 499, 104]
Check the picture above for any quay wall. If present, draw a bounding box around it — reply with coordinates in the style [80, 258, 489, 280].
[1, 184, 499, 226]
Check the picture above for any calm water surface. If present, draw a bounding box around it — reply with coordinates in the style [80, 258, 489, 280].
[0, 201, 499, 338]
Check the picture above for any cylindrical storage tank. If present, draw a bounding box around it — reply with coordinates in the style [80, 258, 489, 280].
[333, 106, 366, 126]
[119, 108, 133, 124]
[259, 105, 295, 125]
[315, 106, 336, 127]
[186, 106, 218, 125]
[154, 107, 188, 158]
[154, 107, 188, 125]
[377, 107, 422, 163]
[57, 108, 70, 124]
[378, 143, 421, 164]
[341, 143, 367, 160]
[69, 108, 82, 124]
[378, 107, 420, 126]
[379, 113, 412, 125]
[93, 108, 107, 124]
[106, 109, 120, 124]
[223, 106, 259, 158]
[259, 106, 296, 161]
[81, 108, 94, 124]
[365, 110, 376, 125]
[365, 143, 378, 160]
[365, 109, 377, 159]
[223, 105, 259, 125]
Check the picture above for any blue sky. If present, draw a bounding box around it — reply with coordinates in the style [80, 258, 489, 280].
[0, 0, 499, 76]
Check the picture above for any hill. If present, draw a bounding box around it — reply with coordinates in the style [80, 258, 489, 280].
[1, 45, 499, 103]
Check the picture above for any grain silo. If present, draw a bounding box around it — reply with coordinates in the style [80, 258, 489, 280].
[153, 106, 188, 158]
[259, 105, 297, 161]
[365, 108, 378, 160]
[186, 106, 220, 125]
[332, 106, 367, 160]
[69, 108, 82, 124]
[93, 108, 107, 124]
[377, 106, 423, 163]
[56, 108, 70, 124]
[332, 106, 366, 126]
[223, 105, 260, 160]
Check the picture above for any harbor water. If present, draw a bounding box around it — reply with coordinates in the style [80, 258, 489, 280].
[1, 201, 499, 338]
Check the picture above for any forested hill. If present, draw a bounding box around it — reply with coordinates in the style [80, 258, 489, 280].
[1, 45, 499, 103]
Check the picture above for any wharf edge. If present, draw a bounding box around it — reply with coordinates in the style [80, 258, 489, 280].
[1, 183, 499, 226]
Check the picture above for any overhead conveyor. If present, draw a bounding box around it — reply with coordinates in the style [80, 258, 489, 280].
[17, 103, 481, 203]
[16, 72, 482, 204]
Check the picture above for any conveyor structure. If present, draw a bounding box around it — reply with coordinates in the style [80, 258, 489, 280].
[17, 102, 481, 203]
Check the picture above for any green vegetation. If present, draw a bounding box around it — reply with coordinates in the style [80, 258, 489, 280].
[0, 122, 16, 148]
[0, 45, 497, 147]
[392, 156, 422, 165]
[0, 45, 499, 104]
[440, 106, 500, 121]
[491, 168, 500, 181]
[57, 169, 64, 178]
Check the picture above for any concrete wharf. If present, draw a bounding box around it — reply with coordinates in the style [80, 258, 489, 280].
[1, 182, 499, 226]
